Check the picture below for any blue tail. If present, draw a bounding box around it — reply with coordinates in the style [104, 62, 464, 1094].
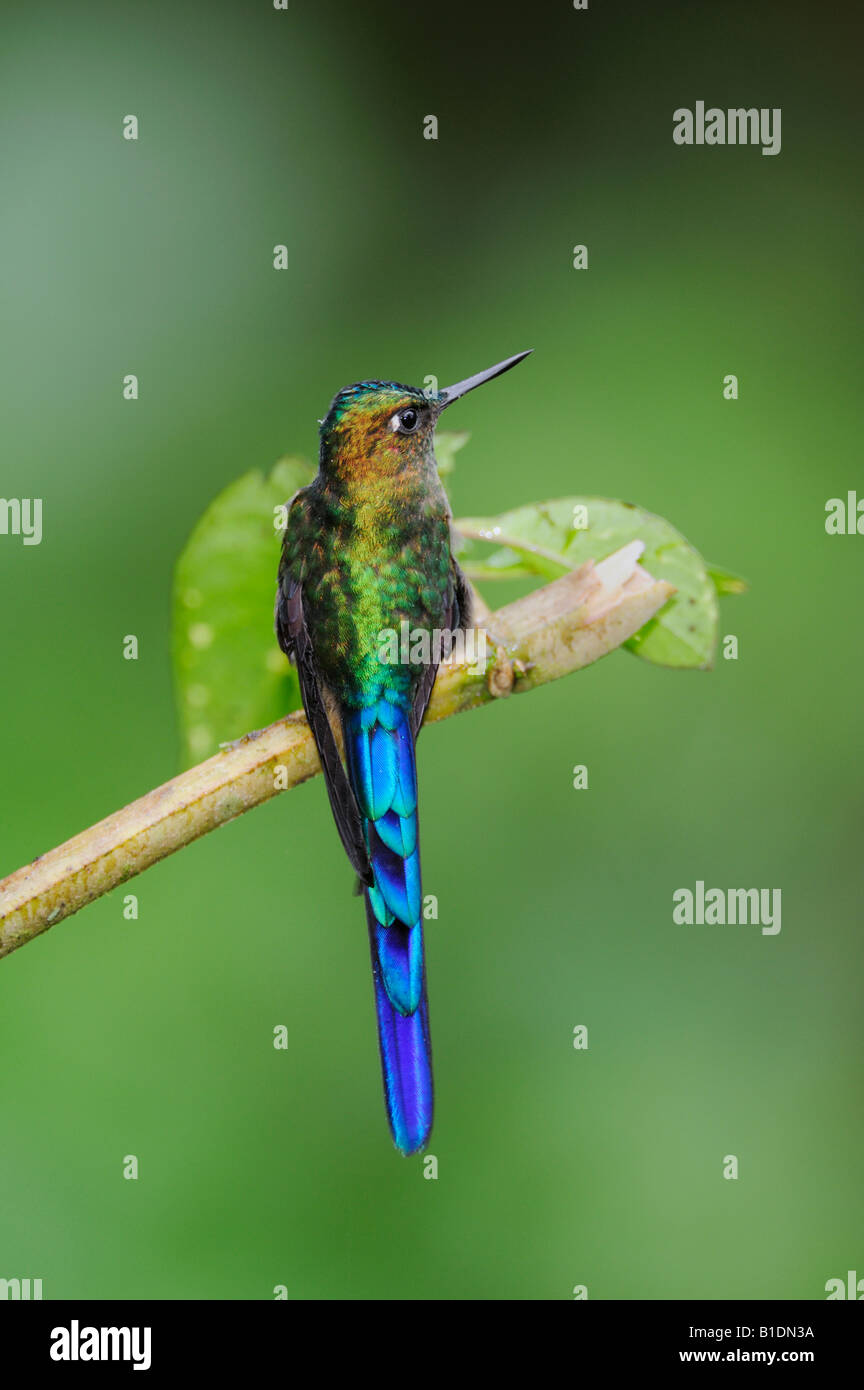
[344, 696, 432, 1155]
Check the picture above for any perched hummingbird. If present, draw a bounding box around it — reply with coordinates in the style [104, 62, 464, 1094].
[276, 350, 531, 1154]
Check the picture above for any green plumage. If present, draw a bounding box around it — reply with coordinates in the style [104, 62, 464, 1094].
[279, 396, 455, 706]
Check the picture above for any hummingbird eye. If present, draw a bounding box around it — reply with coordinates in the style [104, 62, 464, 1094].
[391, 406, 420, 435]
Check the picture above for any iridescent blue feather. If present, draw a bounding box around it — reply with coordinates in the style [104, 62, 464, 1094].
[344, 699, 432, 1154]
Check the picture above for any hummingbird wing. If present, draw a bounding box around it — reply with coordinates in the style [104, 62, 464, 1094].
[409, 558, 473, 737]
[276, 575, 373, 885]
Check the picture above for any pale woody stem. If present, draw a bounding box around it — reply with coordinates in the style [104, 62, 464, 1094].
[0, 549, 673, 961]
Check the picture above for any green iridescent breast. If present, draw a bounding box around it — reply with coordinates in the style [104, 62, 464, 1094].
[282, 480, 454, 707]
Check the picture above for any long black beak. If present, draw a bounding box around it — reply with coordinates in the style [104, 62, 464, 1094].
[437, 349, 532, 409]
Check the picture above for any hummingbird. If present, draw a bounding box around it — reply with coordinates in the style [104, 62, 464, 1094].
[276, 350, 531, 1154]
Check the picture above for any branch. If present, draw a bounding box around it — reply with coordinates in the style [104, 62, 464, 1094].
[0, 544, 672, 961]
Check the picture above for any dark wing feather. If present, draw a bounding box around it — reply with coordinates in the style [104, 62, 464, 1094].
[276, 574, 372, 885]
[410, 558, 473, 738]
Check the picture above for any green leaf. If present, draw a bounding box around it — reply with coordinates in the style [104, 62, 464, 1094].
[707, 563, 749, 596]
[172, 457, 313, 765]
[455, 497, 737, 669]
[433, 429, 471, 478]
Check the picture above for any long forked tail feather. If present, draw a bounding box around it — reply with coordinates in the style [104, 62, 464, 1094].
[365, 899, 433, 1155]
[344, 697, 432, 1155]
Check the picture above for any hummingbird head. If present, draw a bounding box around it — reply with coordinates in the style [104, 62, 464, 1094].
[317, 350, 532, 484]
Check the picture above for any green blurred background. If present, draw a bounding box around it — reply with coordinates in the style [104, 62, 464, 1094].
[1, 0, 862, 1299]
